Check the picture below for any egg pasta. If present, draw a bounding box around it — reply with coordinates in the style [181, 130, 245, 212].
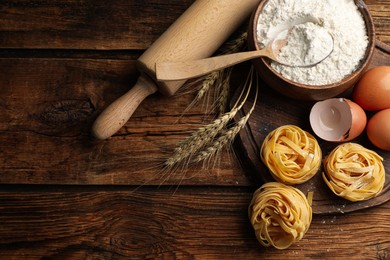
[248, 182, 312, 249]
[322, 143, 385, 201]
[260, 125, 321, 184]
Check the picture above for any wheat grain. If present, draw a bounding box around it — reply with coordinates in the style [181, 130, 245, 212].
[196, 71, 220, 102]
[164, 67, 254, 168]
[193, 114, 251, 164]
[164, 106, 241, 167]
[164, 31, 254, 168]
[164, 65, 256, 169]
[216, 70, 232, 115]
[193, 69, 259, 164]
[164, 68, 253, 167]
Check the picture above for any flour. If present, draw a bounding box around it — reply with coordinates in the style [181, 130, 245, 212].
[277, 22, 334, 67]
[257, 0, 369, 85]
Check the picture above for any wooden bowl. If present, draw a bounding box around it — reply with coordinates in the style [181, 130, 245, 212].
[248, 0, 376, 101]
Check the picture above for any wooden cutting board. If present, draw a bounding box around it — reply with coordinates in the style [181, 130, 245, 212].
[234, 40, 390, 215]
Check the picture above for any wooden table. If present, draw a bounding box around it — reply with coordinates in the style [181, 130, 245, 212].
[0, 1, 389, 259]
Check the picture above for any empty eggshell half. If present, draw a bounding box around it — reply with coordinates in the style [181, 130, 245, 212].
[309, 98, 367, 142]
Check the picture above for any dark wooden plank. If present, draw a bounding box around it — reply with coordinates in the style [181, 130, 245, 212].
[0, 0, 388, 50]
[0, 187, 388, 259]
[0, 58, 247, 185]
[0, 0, 194, 50]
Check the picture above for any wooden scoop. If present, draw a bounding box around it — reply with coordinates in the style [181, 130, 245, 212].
[156, 26, 334, 81]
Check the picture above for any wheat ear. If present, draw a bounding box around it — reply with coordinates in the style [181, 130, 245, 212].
[195, 71, 220, 102]
[193, 68, 258, 164]
[164, 31, 251, 168]
[192, 111, 252, 164]
[213, 32, 247, 115]
[164, 105, 241, 167]
[215, 69, 232, 116]
[164, 67, 253, 168]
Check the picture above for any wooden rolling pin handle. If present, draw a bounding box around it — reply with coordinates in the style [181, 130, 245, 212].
[91, 75, 158, 140]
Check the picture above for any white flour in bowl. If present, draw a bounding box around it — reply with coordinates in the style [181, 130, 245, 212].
[277, 22, 334, 67]
[256, 0, 369, 86]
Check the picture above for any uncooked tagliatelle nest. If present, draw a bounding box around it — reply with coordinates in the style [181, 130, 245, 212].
[322, 143, 385, 202]
[248, 182, 312, 249]
[260, 125, 322, 184]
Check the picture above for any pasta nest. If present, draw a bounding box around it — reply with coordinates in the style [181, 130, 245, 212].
[322, 143, 385, 202]
[260, 125, 321, 184]
[248, 182, 312, 249]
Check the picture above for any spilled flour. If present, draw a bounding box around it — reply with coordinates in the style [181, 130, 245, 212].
[257, 0, 369, 85]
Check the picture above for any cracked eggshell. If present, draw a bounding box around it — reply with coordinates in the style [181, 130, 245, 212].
[309, 98, 367, 142]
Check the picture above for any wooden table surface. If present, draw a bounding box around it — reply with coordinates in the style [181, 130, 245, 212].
[1, 0, 389, 259]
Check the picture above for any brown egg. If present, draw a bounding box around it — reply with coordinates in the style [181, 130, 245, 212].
[366, 108, 390, 151]
[344, 99, 367, 141]
[352, 66, 390, 111]
[310, 98, 366, 142]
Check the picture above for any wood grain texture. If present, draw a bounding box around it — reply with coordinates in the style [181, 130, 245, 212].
[0, 0, 194, 50]
[0, 187, 388, 259]
[0, 0, 388, 50]
[367, 0, 390, 44]
[0, 58, 245, 185]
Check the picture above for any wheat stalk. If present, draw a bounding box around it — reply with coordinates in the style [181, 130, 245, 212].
[192, 69, 258, 164]
[164, 104, 241, 167]
[164, 30, 254, 169]
[214, 31, 247, 115]
[165, 65, 256, 169]
[194, 71, 220, 103]
[216, 71, 232, 116]
[192, 112, 252, 164]
[164, 69, 252, 168]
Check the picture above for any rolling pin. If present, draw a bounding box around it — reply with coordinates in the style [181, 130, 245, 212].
[92, 0, 261, 140]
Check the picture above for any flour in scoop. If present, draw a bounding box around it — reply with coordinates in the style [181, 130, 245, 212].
[257, 0, 369, 85]
[277, 22, 334, 67]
